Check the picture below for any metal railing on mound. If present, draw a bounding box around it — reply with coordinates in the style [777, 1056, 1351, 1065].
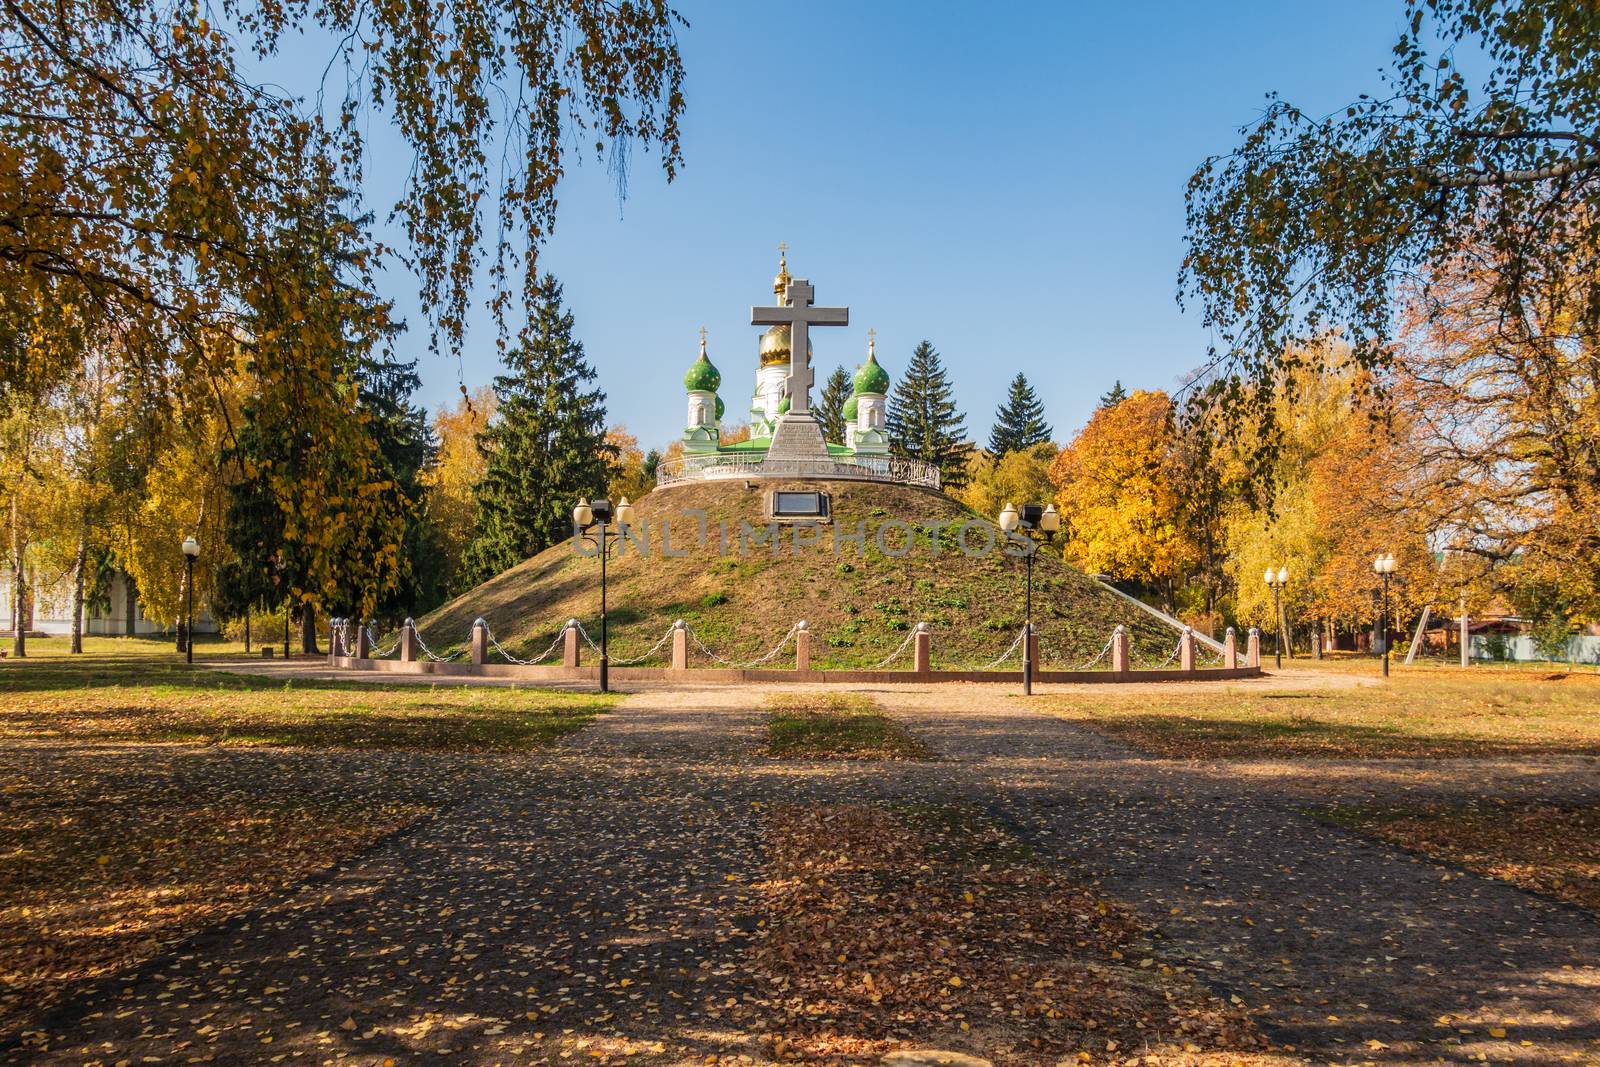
[655, 452, 941, 489]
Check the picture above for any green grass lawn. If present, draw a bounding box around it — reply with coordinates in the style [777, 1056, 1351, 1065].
[0, 636, 619, 750]
[765, 692, 932, 760]
[1040, 664, 1600, 759]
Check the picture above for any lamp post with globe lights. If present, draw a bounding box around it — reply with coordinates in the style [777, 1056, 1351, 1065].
[1373, 552, 1398, 677]
[997, 501, 1060, 696]
[1263, 565, 1289, 669]
[572, 496, 634, 693]
[180, 536, 200, 664]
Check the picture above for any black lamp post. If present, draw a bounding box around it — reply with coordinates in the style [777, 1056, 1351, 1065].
[1373, 552, 1397, 677]
[1263, 565, 1289, 669]
[997, 501, 1060, 696]
[572, 495, 634, 693]
[181, 536, 200, 664]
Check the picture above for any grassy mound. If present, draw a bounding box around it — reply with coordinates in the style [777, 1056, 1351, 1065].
[418, 479, 1179, 669]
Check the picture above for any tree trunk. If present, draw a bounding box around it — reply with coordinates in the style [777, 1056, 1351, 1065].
[70, 531, 87, 654]
[244, 608, 251, 654]
[299, 603, 320, 655]
[124, 574, 137, 636]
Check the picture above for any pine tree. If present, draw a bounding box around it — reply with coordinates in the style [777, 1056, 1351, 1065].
[887, 340, 970, 489]
[987, 372, 1052, 456]
[817, 365, 852, 445]
[1099, 380, 1127, 409]
[463, 275, 612, 585]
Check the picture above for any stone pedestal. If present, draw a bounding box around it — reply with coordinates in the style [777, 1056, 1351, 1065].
[1224, 627, 1238, 669]
[1180, 628, 1196, 672]
[471, 619, 488, 666]
[671, 621, 688, 670]
[400, 618, 418, 663]
[795, 624, 811, 671]
[1111, 626, 1129, 673]
[764, 414, 830, 462]
[1311, 631, 1322, 659]
[1246, 627, 1261, 668]
[913, 623, 931, 674]
[563, 622, 581, 668]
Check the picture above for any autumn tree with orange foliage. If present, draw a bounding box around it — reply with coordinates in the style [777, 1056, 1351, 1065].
[1049, 390, 1196, 611]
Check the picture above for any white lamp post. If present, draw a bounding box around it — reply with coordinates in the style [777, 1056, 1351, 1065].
[997, 501, 1059, 696]
[1373, 552, 1397, 677]
[180, 536, 200, 664]
[572, 497, 616, 692]
[1264, 565, 1289, 669]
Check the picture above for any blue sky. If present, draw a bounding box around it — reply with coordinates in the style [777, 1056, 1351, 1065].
[267, 1, 1405, 450]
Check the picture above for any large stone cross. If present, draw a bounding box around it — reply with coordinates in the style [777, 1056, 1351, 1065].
[750, 278, 847, 417]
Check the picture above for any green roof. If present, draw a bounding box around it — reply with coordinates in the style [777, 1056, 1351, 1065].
[842, 394, 858, 421]
[683, 351, 721, 392]
[853, 351, 890, 395]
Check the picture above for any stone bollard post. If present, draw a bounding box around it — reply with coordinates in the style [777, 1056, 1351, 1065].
[671, 620, 689, 671]
[399, 618, 418, 663]
[1111, 625, 1129, 673]
[913, 622, 931, 675]
[1180, 626, 1196, 672]
[328, 618, 340, 664]
[471, 618, 488, 667]
[795, 620, 810, 672]
[1026, 624, 1040, 673]
[1224, 626, 1238, 670]
[1247, 627, 1261, 668]
[563, 619, 581, 668]
[1311, 631, 1323, 660]
[356, 620, 371, 660]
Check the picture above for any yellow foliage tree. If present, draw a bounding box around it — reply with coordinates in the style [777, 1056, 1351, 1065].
[958, 442, 1058, 522]
[1049, 390, 1195, 606]
[421, 387, 496, 598]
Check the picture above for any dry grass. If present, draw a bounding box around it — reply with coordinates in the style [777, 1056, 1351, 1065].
[0, 637, 617, 750]
[417, 479, 1182, 670]
[765, 693, 932, 760]
[1042, 667, 1600, 759]
[749, 804, 1281, 1066]
[1318, 800, 1600, 913]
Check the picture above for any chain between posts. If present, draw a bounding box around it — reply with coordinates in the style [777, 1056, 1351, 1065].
[687, 622, 802, 668]
[868, 626, 922, 670]
[485, 623, 567, 666]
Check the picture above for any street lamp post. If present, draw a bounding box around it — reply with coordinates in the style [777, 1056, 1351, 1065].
[572, 496, 633, 694]
[997, 501, 1060, 696]
[181, 536, 200, 664]
[1373, 552, 1397, 677]
[1263, 565, 1289, 669]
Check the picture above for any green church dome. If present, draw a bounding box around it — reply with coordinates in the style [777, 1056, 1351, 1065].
[715, 395, 725, 420]
[853, 350, 890, 395]
[684, 350, 720, 393]
[842, 394, 858, 421]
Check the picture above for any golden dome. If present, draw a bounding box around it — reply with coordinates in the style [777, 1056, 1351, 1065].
[759, 324, 811, 367]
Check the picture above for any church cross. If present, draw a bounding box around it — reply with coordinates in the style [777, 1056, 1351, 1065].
[750, 278, 847, 417]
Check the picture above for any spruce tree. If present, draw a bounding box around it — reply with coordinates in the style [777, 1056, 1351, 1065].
[1099, 380, 1127, 409]
[987, 372, 1052, 455]
[463, 275, 612, 585]
[817, 365, 852, 445]
[887, 340, 970, 489]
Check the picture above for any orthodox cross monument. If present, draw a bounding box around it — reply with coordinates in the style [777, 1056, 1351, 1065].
[751, 264, 847, 459]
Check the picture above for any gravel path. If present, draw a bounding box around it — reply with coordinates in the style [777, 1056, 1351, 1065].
[12, 678, 1600, 1065]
